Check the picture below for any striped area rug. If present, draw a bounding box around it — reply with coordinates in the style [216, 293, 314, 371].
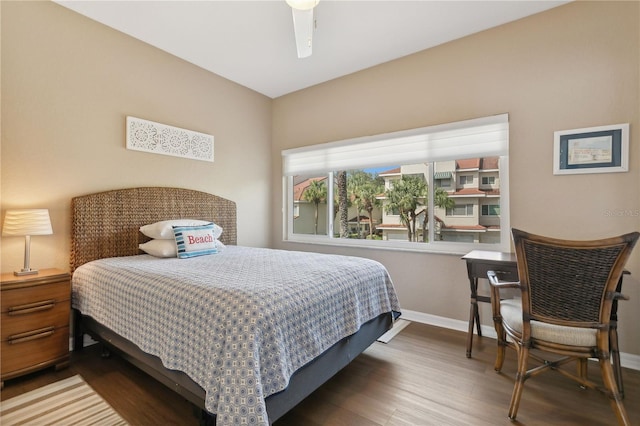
[0, 375, 128, 426]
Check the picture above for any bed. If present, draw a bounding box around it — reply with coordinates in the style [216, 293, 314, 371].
[70, 187, 401, 425]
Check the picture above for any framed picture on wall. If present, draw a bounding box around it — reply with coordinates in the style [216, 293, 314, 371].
[553, 123, 629, 175]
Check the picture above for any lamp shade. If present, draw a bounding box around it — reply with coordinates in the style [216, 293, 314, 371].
[2, 209, 53, 236]
[286, 0, 319, 11]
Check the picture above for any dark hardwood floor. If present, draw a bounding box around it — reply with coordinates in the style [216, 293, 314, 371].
[2, 322, 638, 425]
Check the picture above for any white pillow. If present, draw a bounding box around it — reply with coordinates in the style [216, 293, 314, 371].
[140, 219, 222, 240]
[139, 238, 226, 258]
[139, 239, 176, 258]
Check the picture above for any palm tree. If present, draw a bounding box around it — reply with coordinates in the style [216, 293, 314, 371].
[348, 171, 384, 238]
[336, 171, 349, 238]
[302, 179, 327, 234]
[360, 179, 384, 237]
[385, 174, 455, 242]
[421, 186, 455, 242]
[347, 171, 370, 237]
[385, 175, 427, 242]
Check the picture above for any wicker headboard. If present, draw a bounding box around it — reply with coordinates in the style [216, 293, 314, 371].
[70, 187, 237, 272]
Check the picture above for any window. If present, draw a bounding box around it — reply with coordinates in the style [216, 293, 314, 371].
[282, 114, 510, 253]
[482, 176, 495, 185]
[482, 204, 500, 216]
[434, 171, 452, 189]
[459, 175, 473, 185]
[447, 204, 474, 216]
[436, 178, 451, 188]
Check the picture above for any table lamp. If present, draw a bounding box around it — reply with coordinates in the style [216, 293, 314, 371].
[2, 209, 53, 276]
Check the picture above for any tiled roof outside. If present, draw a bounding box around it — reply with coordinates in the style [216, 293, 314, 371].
[379, 167, 401, 175]
[480, 156, 499, 169]
[456, 158, 480, 170]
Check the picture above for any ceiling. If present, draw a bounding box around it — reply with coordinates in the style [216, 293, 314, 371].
[54, 1, 569, 99]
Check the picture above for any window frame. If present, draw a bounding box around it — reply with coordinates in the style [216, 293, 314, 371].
[282, 115, 511, 254]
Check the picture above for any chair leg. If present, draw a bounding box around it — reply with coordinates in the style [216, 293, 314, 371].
[610, 328, 624, 398]
[599, 358, 630, 426]
[495, 340, 506, 372]
[508, 345, 529, 420]
[492, 315, 507, 372]
[577, 358, 588, 382]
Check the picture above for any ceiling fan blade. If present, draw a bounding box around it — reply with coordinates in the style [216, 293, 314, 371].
[291, 8, 314, 58]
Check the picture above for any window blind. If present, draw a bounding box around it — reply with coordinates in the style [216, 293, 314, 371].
[282, 114, 509, 176]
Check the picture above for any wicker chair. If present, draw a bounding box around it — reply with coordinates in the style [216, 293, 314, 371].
[488, 228, 639, 425]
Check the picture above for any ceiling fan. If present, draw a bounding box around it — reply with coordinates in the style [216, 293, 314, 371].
[286, 0, 319, 58]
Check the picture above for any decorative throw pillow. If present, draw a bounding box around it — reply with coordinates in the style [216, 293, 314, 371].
[139, 239, 177, 258]
[141, 219, 223, 240]
[172, 223, 218, 258]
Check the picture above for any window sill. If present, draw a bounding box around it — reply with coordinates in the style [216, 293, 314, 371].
[283, 235, 509, 256]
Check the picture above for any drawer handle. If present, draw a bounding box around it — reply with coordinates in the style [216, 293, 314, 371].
[8, 300, 56, 315]
[8, 327, 55, 344]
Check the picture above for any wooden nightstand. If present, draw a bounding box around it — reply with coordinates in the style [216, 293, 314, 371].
[1, 268, 71, 387]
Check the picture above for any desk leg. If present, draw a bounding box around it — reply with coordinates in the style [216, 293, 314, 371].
[466, 275, 479, 358]
[467, 298, 476, 358]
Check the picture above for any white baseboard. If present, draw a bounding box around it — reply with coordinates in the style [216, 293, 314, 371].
[400, 309, 640, 371]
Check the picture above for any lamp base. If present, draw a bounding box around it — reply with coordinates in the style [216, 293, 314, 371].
[14, 268, 39, 276]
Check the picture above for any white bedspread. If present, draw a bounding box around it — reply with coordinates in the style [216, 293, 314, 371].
[72, 246, 400, 425]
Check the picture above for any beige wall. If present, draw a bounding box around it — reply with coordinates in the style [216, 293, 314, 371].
[1, 1, 273, 271]
[272, 2, 640, 355]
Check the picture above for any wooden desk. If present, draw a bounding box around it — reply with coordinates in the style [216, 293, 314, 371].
[461, 250, 517, 358]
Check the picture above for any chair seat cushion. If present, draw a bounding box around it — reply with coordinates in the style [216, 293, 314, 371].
[500, 299, 597, 347]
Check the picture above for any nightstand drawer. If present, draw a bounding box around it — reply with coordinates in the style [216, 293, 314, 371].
[0, 325, 69, 375]
[1, 302, 70, 340]
[1, 281, 70, 312]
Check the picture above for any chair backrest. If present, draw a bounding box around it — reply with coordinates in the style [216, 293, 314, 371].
[511, 228, 639, 328]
